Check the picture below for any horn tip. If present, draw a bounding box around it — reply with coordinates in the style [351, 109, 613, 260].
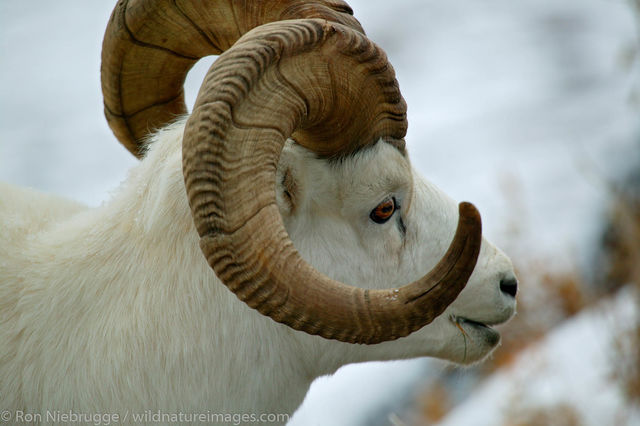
[458, 201, 480, 220]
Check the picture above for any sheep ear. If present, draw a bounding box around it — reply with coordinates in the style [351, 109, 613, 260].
[276, 154, 303, 216]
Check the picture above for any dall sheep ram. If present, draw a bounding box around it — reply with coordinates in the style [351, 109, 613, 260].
[0, 0, 517, 423]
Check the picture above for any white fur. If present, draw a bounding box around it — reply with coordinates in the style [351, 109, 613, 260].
[0, 118, 516, 424]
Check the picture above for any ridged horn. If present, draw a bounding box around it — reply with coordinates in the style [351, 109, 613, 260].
[182, 19, 482, 344]
[101, 0, 363, 158]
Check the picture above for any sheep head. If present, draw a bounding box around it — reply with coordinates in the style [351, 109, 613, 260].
[102, 1, 515, 350]
[275, 139, 516, 363]
[184, 19, 486, 344]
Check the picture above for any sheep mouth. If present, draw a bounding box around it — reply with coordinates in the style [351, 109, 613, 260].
[456, 317, 492, 329]
[451, 316, 501, 346]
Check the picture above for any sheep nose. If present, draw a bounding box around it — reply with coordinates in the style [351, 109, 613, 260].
[500, 276, 518, 298]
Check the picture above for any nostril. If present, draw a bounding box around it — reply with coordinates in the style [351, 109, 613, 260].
[500, 277, 518, 298]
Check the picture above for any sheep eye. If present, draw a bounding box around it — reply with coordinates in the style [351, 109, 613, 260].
[370, 197, 397, 224]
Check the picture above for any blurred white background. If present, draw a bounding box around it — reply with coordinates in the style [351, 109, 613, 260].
[1, 1, 639, 424]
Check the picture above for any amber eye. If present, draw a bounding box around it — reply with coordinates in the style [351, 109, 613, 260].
[370, 197, 397, 224]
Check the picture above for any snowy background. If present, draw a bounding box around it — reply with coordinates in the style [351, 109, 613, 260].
[1, 0, 639, 424]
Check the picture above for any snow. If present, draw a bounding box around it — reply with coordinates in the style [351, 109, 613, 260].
[0, 1, 135, 206]
[436, 287, 640, 426]
[1, 0, 639, 425]
[288, 360, 431, 426]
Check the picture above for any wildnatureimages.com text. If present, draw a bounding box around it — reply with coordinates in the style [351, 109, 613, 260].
[3, 409, 290, 425]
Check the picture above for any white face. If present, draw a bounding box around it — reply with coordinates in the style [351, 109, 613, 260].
[276, 139, 517, 364]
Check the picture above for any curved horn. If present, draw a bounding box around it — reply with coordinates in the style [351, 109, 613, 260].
[101, 0, 363, 157]
[182, 19, 483, 344]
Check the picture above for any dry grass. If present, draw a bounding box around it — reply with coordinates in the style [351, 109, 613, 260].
[598, 194, 640, 293]
[414, 381, 451, 424]
[503, 403, 582, 426]
[603, 180, 640, 404]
